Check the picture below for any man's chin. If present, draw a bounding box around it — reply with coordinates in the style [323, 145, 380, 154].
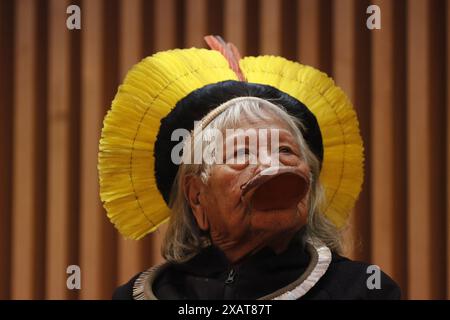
[246, 221, 304, 254]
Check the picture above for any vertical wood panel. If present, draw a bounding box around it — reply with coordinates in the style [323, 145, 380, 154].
[298, 0, 322, 68]
[154, 0, 178, 50]
[354, 0, 372, 264]
[0, 0, 14, 300]
[298, 0, 332, 74]
[428, 0, 447, 299]
[331, 0, 355, 93]
[80, 0, 107, 299]
[11, 0, 37, 299]
[68, 0, 82, 301]
[245, 0, 260, 56]
[447, 0, 450, 300]
[80, 0, 121, 299]
[224, 0, 246, 55]
[280, 0, 297, 60]
[260, 0, 282, 55]
[371, 0, 407, 295]
[142, 0, 155, 56]
[34, 0, 50, 300]
[371, 0, 395, 272]
[46, 0, 74, 299]
[407, 0, 446, 299]
[406, 0, 430, 297]
[101, 0, 121, 297]
[332, 0, 372, 262]
[185, 0, 207, 47]
[407, 4, 431, 296]
[331, 0, 358, 259]
[207, 0, 224, 37]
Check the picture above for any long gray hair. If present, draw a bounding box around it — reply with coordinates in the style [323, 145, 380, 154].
[161, 97, 344, 263]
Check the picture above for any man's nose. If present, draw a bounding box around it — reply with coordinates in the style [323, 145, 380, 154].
[253, 153, 280, 176]
[253, 163, 270, 176]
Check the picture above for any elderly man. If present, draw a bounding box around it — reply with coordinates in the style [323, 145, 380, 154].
[99, 36, 400, 300]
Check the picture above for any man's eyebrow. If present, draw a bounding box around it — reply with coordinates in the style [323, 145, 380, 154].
[277, 129, 296, 140]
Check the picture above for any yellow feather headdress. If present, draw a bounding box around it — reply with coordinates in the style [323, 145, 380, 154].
[98, 39, 364, 240]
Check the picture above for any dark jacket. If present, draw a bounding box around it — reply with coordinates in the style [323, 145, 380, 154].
[112, 235, 401, 300]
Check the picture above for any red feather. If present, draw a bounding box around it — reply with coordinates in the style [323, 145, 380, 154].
[204, 35, 246, 81]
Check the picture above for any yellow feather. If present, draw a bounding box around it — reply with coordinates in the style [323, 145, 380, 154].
[99, 48, 237, 240]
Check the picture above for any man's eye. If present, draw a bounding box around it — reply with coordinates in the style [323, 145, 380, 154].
[279, 146, 293, 154]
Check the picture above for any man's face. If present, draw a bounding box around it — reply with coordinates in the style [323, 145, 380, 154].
[186, 114, 311, 262]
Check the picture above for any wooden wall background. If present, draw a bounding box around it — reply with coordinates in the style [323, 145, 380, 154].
[0, 0, 448, 300]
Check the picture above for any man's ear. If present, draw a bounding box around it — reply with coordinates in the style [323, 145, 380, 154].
[184, 175, 209, 231]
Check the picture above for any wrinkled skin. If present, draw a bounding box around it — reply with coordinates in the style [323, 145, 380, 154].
[184, 114, 311, 263]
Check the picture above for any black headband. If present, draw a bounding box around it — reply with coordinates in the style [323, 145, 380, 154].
[154, 80, 323, 204]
